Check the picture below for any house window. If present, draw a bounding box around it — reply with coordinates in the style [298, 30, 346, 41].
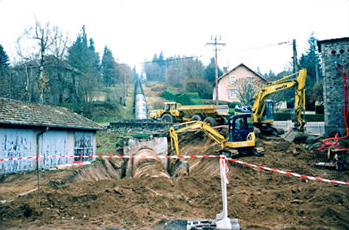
[247, 76, 253, 84]
[230, 75, 236, 83]
[230, 88, 236, 98]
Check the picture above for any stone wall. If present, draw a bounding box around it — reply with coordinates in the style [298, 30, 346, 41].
[318, 37, 349, 137]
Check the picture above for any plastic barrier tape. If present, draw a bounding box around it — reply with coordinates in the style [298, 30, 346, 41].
[227, 158, 349, 186]
[0, 154, 348, 186]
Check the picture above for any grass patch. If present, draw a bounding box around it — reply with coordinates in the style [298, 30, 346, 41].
[96, 131, 123, 153]
[88, 84, 135, 123]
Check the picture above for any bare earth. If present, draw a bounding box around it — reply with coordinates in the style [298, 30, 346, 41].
[1, 133, 348, 230]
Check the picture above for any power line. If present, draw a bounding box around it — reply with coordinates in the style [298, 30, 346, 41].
[230, 41, 291, 53]
[206, 35, 226, 105]
[140, 40, 291, 65]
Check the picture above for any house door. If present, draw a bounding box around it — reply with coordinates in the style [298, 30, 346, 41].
[42, 131, 68, 169]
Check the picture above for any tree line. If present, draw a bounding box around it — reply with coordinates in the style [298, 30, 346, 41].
[0, 21, 134, 114]
[144, 52, 222, 99]
[0, 19, 223, 112]
[0, 20, 322, 114]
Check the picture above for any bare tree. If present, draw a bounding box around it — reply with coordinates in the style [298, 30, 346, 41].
[50, 27, 70, 103]
[235, 79, 264, 106]
[16, 19, 59, 104]
[16, 27, 38, 102]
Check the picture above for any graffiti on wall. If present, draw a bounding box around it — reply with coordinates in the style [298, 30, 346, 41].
[74, 132, 93, 162]
[42, 131, 68, 169]
[0, 129, 34, 174]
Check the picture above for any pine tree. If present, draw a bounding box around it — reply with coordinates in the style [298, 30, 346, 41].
[157, 51, 165, 67]
[204, 57, 223, 84]
[0, 45, 10, 77]
[87, 38, 101, 82]
[299, 33, 323, 110]
[101, 46, 117, 86]
[0, 45, 10, 97]
[67, 26, 101, 103]
[145, 52, 166, 82]
[299, 33, 322, 85]
[68, 26, 100, 75]
[132, 66, 139, 83]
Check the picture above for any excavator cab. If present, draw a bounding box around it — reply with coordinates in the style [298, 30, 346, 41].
[228, 114, 254, 142]
[261, 99, 274, 122]
[234, 100, 274, 123]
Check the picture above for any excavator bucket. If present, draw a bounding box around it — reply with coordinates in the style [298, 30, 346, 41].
[282, 128, 308, 142]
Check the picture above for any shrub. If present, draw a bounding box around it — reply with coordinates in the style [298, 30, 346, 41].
[229, 108, 235, 114]
[305, 114, 324, 122]
[274, 112, 292, 121]
[227, 102, 241, 108]
[190, 98, 204, 105]
[178, 92, 203, 105]
[274, 112, 324, 121]
[185, 78, 213, 99]
[164, 89, 180, 101]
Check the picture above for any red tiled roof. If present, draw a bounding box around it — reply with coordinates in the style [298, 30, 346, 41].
[0, 97, 101, 130]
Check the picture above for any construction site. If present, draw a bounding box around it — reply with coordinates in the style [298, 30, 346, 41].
[1, 38, 349, 230]
[1, 126, 349, 229]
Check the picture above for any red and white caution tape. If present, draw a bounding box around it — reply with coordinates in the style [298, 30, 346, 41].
[1, 154, 348, 186]
[0, 154, 220, 162]
[227, 158, 349, 186]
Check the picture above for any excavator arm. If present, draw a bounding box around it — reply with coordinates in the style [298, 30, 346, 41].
[293, 69, 307, 131]
[170, 121, 227, 156]
[169, 115, 257, 156]
[251, 68, 307, 131]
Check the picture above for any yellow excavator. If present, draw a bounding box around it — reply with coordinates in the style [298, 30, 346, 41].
[169, 113, 260, 157]
[235, 68, 307, 142]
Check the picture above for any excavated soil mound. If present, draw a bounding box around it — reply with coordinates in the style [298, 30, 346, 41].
[1, 133, 349, 230]
[73, 159, 122, 182]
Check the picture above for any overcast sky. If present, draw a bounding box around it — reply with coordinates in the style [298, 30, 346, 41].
[0, 0, 348, 74]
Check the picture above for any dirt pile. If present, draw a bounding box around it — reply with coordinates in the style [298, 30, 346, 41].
[1, 133, 348, 230]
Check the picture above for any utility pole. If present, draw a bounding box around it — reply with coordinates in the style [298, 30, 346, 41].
[315, 61, 319, 82]
[206, 35, 225, 105]
[123, 74, 127, 106]
[292, 39, 298, 74]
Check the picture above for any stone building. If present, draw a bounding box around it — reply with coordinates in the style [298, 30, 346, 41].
[0, 97, 101, 174]
[317, 37, 349, 137]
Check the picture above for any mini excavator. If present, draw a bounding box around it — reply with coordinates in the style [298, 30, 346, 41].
[169, 113, 261, 158]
